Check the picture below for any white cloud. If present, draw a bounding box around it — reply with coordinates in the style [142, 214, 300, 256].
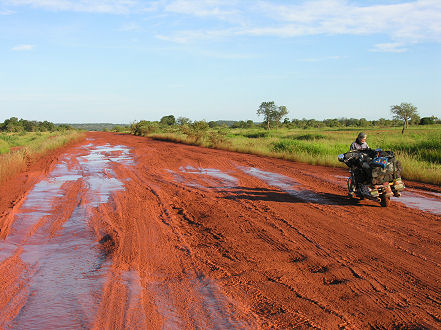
[12, 44, 34, 51]
[253, 0, 441, 43]
[157, 0, 441, 50]
[156, 28, 234, 43]
[2, 0, 150, 14]
[370, 42, 408, 53]
[164, 0, 239, 19]
[3, 0, 441, 50]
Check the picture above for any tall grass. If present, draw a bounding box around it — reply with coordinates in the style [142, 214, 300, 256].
[149, 125, 441, 185]
[0, 131, 85, 183]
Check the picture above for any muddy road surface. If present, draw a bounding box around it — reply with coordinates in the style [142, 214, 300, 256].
[0, 132, 440, 329]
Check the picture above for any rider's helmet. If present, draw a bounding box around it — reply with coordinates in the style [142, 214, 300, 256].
[357, 132, 367, 140]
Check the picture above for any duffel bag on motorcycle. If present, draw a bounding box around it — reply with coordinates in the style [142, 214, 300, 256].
[368, 150, 402, 185]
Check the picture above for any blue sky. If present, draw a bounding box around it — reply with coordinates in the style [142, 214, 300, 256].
[1, 0, 440, 123]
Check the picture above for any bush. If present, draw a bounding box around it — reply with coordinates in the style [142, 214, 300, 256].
[208, 129, 230, 148]
[419, 117, 438, 125]
[130, 121, 159, 136]
[292, 133, 326, 141]
[244, 131, 269, 139]
[273, 140, 295, 153]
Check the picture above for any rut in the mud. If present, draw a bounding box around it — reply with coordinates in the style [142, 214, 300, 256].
[0, 132, 440, 329]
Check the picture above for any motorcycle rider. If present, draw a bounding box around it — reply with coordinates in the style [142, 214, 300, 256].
[350, 132, 369, 150]
[348, 132, 370, 197]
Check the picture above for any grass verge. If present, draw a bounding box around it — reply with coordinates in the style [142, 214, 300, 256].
[0, 131, 85, 183]
[149, 126, 441, 185]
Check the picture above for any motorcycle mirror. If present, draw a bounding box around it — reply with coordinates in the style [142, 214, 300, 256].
[338, 154, 345, 162]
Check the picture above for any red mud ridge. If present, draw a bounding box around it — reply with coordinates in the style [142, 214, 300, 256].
[0, 132, 440, 329]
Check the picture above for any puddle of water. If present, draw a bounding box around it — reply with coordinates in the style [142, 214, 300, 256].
[0, 143, 135, 328]
[425, 191, 441, 198]
[179, 166, 238, 188]
[238, 166, 330, 204]
[149, 276, 252, 330]
[166, 169, 207, 190]
[393, 191, 441, 215]
[167, 166, 238, 190]
[148, 281, 183, 330]
[121, 270, 147, 327]
[192, 277, 252, 329]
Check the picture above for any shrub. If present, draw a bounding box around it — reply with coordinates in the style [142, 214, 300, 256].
[208, 130, 230, 148]
[245, 131, 269, 139]
[131, 121, 159, 136]
[273, 140, 295, 153]
[292, 133, 326, 141]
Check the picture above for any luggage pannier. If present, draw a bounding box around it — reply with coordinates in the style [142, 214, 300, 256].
[368, 151, 402, 185]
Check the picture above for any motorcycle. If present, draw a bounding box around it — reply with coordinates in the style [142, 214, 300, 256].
[338, 149, 405, 207]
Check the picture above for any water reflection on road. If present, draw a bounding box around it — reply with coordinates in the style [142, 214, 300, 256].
[1, 143, 134, 329]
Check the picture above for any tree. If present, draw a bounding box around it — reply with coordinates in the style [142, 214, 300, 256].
[420, 116, 439, 125]
[2, 117, 22, 132]
[257, 101, 288, 130]
[245, 120, 254, 128]
[208, 121, 219, 128]
[176, 117, 191, 126]
[390, 102, 419, 134]
[160, 115, 176, 126]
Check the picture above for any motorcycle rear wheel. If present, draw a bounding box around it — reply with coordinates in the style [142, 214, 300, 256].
[380, 195, 390, 207]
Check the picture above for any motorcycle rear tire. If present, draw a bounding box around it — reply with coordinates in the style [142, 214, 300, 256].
[380, 195, 390, 207]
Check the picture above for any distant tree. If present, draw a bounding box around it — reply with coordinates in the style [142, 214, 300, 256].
[273, 106, 288, 128]
[181, 120, 209, 144]
[377, 118, 389, 127]
[419, 116, 439, 125]
[191, 120, 209, 131]
[344, 118, 360, 127]
[20, 119, 37, 131]
[57, 124, 72, 131]
[245, 120, 255, 128]
[410, 113, 420, 125]
[257, 101, 288, 130]
[208, 121, 219, 128]
[130, 120, 159, 136]
[39, 120, 56, 132]
[358, 118, 370, 127]
[232, 120, 248, 129]
[323, 118, 341, 127]
[160, 115, 176, 126]
[2, 117, 22, 132]
[390, 102, 419, 134]
[177, 117, 191, 126]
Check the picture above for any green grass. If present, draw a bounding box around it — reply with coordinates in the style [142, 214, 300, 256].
[0, 131, 85, 182]
[148, 125, 441, 185]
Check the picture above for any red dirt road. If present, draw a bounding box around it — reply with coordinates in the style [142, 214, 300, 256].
[0, 132, 440, 329]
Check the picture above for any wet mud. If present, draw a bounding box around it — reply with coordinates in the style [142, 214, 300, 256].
[0, 132, 440, 329]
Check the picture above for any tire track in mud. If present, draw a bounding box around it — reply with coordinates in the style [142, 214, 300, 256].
[156, 166, 351, 327]
[0, 140, 142, 329]
[140, 139, 440, 328]
[248, 189, 440, 328]
[90, 160, 259, 329]
[0, 132, 440, 329]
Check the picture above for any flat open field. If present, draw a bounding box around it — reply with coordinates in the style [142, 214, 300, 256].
[0, 132, 440, 328]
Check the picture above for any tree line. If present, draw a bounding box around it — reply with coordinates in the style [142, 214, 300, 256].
[130, 100, 438, 135]
[255, 101, 438, 133]
[0, 117, 72, 132]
